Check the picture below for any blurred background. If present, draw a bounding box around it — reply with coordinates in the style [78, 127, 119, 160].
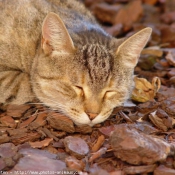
[83, 0, 174, 48]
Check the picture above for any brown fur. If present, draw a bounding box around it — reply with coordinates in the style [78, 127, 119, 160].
[0, 0, 152, 126]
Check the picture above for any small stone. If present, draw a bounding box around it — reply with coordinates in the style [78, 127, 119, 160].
[64, 136, 89, 159]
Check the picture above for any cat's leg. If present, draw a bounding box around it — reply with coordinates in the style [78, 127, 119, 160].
[0, 70, 35, 105]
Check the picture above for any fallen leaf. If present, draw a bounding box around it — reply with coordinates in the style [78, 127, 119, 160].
[123, 164, 157, 174]
[114, 0, 143, 31]
[132, 77, 161, 102]
[47, 112, 75, 133]
[29, 112, 47, 130]
[161, 11, 175, 24]
[0, 116, 16, 128]
[89, 147, 107, 163]
[91, 135, 105, 152]
[93, 3, 122, 24]
[19, 114, 37, 128]
[141, 47, 163, 57]
[143, 0, 158, 5]
[6, 104, 31, 118]
[65, 156, 85, 171]
[99, 126, 116, 137]
[29, 138, 53, 148]
[154, 165, 175, 175]
[149, 109, 172, 131]
[161, 97, 175, 116]
[165, 51, 175, 67]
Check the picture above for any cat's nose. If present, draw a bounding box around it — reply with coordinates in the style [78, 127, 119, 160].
[86, 112, 98, 120]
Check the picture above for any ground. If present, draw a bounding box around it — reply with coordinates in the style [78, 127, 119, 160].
[0, 0, 175, 175]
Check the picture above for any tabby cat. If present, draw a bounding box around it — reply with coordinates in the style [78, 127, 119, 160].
[0, 0, 152, 126]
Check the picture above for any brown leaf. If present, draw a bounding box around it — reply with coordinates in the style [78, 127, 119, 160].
[0, 134, 10, 144]
[47, 112, 75, 133]
[29, 112, 47, 130]
[89, 147, 107, 163]
[161, 12, 175, 24]
[114, 0, 143, 31]
[19, 114, 37, 128]
[29, 138, 53, 148]
[149, 109, 172, 131]
[6, 104, 31, 118]
[75, 125, 92, 134]
[7, 128, 28, 137]
[99, 125, 116, 137]
[11, 132, 41, 145]
[91, 135, 105, 152]
[160, 25, 175, 47]
[132, 77, 161, 102]
[123, 164, 157, 174]
[143, 0, 158, 5]
[154, 165, 175, 175]
[141, 47, 163, 57]
[110, 170, 124, 175]
[165, 51, 175, 67]
[158, 86, 175, 99]
[93, 3, 122, 24]
[167, 68, 175, 78]
[161, 97, 175, 116]
[65, 156, 85, 171]
[0, 116, 16, 128]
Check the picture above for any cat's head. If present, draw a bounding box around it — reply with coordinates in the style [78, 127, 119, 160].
[31, 12, 152, 126]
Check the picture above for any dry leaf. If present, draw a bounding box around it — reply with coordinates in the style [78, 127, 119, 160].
[0, 116, 16, 128]
[143, 0, 158, 5]
[165, 52, 175, 67]
[149, 109, 172, 131]
[91, 135, 105, 152]
[141, 46, 163, 57]
[132, 77, 161, 102]
[65, 156, 85, 171]
[89, 147, 107, 163]
[29, 138, 53, 148]
[114, 0, 143, 31]
[154, 165, 175, 175]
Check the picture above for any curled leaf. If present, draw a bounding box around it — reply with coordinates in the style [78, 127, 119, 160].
[131, 77, 161, 102]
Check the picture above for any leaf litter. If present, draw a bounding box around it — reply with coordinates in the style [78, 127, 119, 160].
[1, 0, 175, 174]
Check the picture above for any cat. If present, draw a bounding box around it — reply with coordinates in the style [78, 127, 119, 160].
[0, 0, 152, 126]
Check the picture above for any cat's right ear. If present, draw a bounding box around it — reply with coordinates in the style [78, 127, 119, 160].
[42, 12, 75, 55]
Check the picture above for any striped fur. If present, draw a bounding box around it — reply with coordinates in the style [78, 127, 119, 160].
[0, 0, 152, 125]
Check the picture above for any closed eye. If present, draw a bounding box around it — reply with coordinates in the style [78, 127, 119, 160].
[104, 90, 117, 98]
[73, 85, 84, 96]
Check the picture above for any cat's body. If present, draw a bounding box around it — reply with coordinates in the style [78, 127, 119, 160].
[0, 0, 152, 126]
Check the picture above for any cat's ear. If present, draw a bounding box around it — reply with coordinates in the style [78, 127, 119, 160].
[42, 12, 75, 55]
[116, 27, 152, 69]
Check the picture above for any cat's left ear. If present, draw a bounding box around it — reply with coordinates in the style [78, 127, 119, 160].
[42, 12, 75, 55]
[116, 27, 152, 69]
